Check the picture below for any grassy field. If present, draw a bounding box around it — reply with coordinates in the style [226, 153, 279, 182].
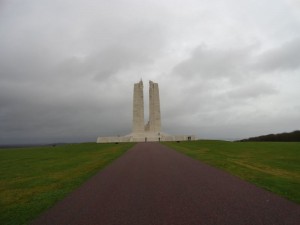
[164, 140, 300, 204]
[0, 142, 134, 225]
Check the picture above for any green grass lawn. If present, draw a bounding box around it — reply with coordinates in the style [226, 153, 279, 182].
[164, 140, 300, 204]
[0, 142, 134, 225]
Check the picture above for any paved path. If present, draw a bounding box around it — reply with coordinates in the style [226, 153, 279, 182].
[31, 143, 300, 225]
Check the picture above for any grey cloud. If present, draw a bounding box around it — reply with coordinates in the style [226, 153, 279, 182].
[254, 37, 300, 72]
[172, 36, 300, 83]
[172, 45, 254, 80]
[0, 0, 167, 84]
[0, 81, 132, 144]
[227, 82, 278, 100]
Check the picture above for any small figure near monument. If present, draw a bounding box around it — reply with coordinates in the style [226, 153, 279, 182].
[97, 80, 195, 143]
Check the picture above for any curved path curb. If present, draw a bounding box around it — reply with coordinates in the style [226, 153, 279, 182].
[31, 143, 300, 225]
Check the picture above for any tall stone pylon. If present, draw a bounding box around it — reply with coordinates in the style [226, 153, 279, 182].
[97, 80, 195, 143]
[146, 80, 161, 132]
[132, 80, 144, 133]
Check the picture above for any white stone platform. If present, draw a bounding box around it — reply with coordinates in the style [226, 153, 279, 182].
[97, 132, 195, 143]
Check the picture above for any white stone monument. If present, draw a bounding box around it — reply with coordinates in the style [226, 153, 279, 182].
[97, 80, 195, 143]
[132, 80, 145, 133]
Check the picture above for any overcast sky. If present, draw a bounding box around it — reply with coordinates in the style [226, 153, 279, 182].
[1, 0, 300, 144]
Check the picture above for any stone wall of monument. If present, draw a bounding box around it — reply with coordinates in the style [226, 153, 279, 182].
[148, 81, 161, 132]
[132, 80, 144, 133]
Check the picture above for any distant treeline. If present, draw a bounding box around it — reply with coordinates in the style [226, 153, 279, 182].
[239, 130, 300, 142]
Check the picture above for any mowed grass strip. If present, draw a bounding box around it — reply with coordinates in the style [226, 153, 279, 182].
[0, 142, 135, 225]
[164, 140, 300, 204]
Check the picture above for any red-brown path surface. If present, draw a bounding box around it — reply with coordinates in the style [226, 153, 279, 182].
[31, 143, 300, 225]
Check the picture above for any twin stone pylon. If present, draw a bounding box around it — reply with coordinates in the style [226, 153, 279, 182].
[96, 80, 195, 143]
[133, 80, 161, 135]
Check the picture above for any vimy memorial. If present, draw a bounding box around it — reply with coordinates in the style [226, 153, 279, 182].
[97, 80, 195, 143]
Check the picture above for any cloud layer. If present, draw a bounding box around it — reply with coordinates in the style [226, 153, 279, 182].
[1, 0, 300, 144]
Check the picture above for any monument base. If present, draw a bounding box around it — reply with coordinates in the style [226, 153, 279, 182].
[97, 132, 195, 143]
